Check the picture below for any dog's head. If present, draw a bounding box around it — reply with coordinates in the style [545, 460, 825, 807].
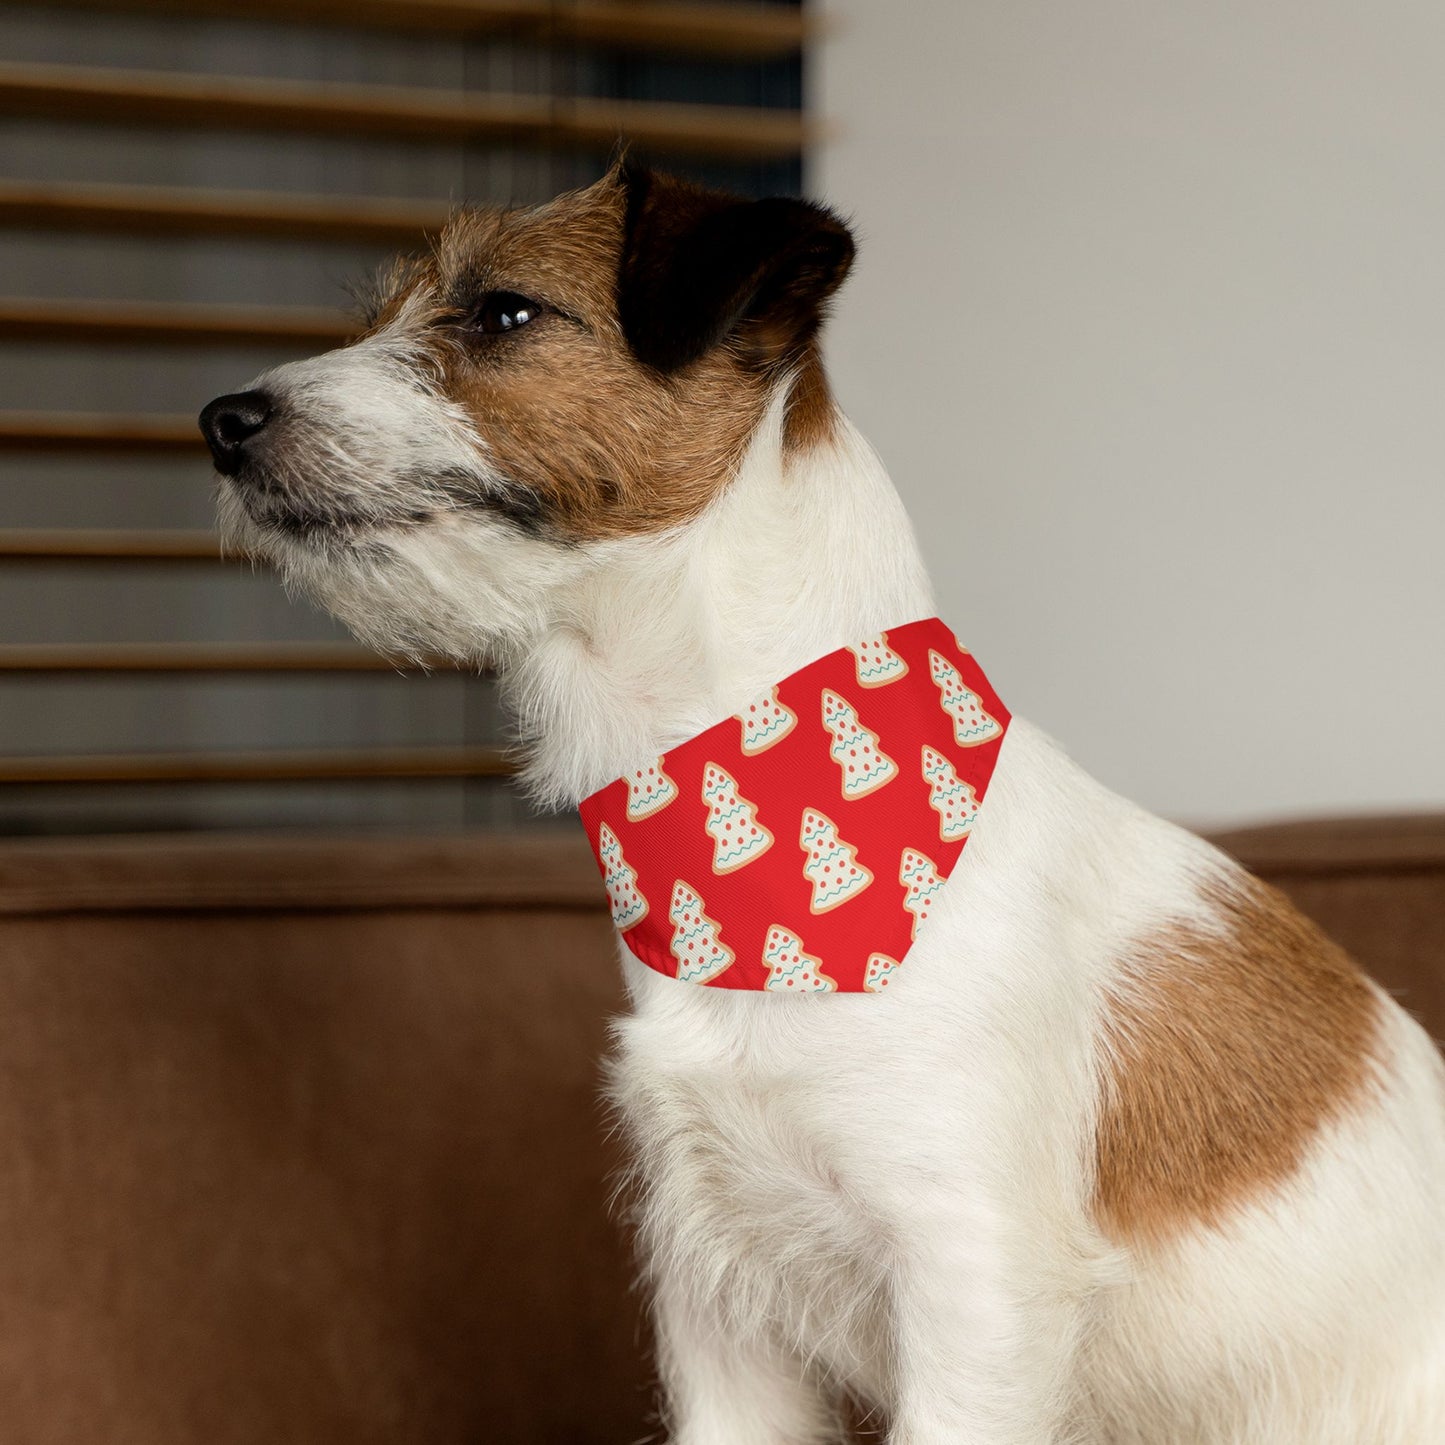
[200, 163, 854, 662]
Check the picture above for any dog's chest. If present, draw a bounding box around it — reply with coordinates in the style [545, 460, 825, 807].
[612, 995, 896, 1382]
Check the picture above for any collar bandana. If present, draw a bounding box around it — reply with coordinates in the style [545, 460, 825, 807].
[579, 618, 1010, 994]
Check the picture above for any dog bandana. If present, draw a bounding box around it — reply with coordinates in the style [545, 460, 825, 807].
[579, 618, 1009, 994]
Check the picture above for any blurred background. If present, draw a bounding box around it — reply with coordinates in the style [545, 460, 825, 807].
[1, 1, 1439, 840]
[5, 2, 1439, 838]
[0, 4, 1441, 1443]
[818, 0, 1445, 827]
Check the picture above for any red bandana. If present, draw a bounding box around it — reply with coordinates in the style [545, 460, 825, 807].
[579, 618, 1009, 994]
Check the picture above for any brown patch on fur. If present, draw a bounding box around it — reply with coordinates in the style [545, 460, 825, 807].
[364, 178, 774, 540]
[362, 170, 852, 541]
[1093, 873, 1382, 1246]
[782, 344, 839, 456]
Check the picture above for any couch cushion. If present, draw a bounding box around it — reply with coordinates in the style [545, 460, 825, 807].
[0, 830, 649, 1445]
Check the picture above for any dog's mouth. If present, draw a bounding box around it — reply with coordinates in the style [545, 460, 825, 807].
[219, 459, 553, 554]
[224, 466, 433, 540]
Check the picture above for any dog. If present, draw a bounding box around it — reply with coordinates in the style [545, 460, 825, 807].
[200, 162, 1445, 1444]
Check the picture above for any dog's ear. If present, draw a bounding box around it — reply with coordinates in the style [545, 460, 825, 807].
[616, 162, 855, 374]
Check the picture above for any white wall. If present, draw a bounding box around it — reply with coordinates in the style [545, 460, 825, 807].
[812, 0, 1444, 827]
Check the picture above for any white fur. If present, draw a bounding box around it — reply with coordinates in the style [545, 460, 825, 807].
[220, 348, 1445, 1444]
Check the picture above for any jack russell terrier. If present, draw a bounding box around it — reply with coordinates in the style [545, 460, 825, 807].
[200, 163, 1445, 1444]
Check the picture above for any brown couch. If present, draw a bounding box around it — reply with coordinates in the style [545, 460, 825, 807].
[0, 816, 1440, 1443]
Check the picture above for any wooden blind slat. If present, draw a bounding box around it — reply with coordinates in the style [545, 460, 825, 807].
[0, 297, 353, 349]
[0, 62, 813, 161]
[0, 745, 514, 784]
[555, 0, 810, 58]
[0, 643, 419, 673]
[0, 180, 448, 245]
[28, 0, 810, 59]
[0, 413, 204, 452]
[0, 529, 221, 561]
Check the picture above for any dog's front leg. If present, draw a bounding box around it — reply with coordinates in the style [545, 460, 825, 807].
[653, 1274, 841, 1445]
[884, 1202, 1092, 1445]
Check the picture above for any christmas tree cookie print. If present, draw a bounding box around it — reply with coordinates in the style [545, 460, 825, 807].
[799, 807, 873, 913]
[736, 687, 797, 755]
[668, 881, 735, 985]
[763, 925, 837, 993]
[900, 848, 946, 941]
[701, 762, 773, 873]
[864, 954, 902, 993]
[928, 651, 1002, 747]
[921, 745, 981, 842]
[598, 823, 648, 932]
[626, 758, 679, 820]
[849, 634, 909, 687]
[820, 689, 898, 799]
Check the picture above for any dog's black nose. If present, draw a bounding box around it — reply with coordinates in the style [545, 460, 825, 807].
[199, 390, 273, 475]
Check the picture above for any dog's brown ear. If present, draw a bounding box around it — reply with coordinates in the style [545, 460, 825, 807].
[617, 162, 855, 374]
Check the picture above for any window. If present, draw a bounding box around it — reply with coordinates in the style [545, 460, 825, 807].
[0, 0, 807, 834]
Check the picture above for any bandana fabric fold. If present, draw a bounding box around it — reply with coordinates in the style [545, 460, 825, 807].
[579, 618, 1009, 994]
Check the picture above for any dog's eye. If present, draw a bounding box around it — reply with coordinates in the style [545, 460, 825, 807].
[471, 291, 543, 335]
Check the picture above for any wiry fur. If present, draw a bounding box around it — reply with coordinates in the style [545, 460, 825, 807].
[207, 170, 1445, 1443]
